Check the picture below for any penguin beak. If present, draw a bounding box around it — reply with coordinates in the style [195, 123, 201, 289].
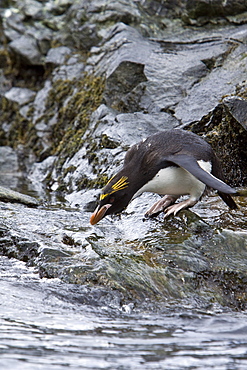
[90, 204, 112, 225]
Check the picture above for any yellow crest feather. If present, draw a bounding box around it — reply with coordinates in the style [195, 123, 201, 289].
[99, 176, 129, 201]
[111, 176, 129, 191]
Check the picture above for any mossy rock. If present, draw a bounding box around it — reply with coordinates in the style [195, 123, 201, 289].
[187, 103, 247, 187]
[47, 73, 105, 162]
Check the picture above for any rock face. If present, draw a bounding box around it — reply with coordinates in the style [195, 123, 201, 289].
[0, 0, 247, 310]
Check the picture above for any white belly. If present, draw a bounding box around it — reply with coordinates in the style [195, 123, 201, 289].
[133, 160, 211, 201]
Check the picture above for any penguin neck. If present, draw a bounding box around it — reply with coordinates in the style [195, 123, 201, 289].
[119, 168, 156, 202]
[118, 162, 154, 201]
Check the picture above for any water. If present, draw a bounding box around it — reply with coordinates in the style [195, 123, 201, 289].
[0, 256, 247, 370]
[0, 159, 247, 369]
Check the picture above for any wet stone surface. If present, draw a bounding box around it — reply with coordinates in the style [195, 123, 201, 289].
[0, 189, 246, 311]
[0, 0, 246, 313]
[1, 1, 247, 368]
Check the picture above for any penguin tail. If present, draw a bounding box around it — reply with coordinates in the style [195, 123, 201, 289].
[218, 191, 238, 209]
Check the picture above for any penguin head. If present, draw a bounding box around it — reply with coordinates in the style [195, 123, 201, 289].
[90, 175, 132, 225]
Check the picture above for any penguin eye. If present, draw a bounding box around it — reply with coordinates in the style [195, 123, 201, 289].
[109, 196, 115, 204]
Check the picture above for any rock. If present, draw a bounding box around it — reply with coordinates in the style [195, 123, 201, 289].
[185, 0, 247, 25]
[3, 6, 54, 60]
[64, 0, 142, 50]
[88, 23, 153, 76]
[2, 11, 26, 41]
[26, 23, 54, 55]
[226, 11, 247, 25]
[174, 29, 247, 125]
[223, 96, 247, 130]
[1, 0, 247, 312]
[51, 55, 85, 81]
[9, 35, 43, 65]
[0, 70, 12, 95]
[53, 0, 73, 9]
[103, 61, 147, 109]
[92, 109, 180, 147]
[57, 107, 180, 194]
[19, 0, 44, 19]
[0, 146, 19, 176]
[185, 101, 247, 186]
[45, 46, 72, 66]
[4, 87, 36, 106]
[0, 186, 39, 206]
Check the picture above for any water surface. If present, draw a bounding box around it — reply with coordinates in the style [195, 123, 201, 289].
[1, 256, 247, 370]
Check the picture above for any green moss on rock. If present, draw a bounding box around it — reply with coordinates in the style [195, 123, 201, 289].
[187, 103, 247, 187]
[75, 173, 109, 190]
[195, 269, 247, 310]
[47, 73, 105, 165]
[0, 97, 41, 155]
[37, 73, 106, 192]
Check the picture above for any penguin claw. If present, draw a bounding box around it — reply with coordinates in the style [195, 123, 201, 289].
[145, 195, 178, 217]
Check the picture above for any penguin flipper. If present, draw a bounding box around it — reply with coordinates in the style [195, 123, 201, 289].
[161, 154, 236, 195]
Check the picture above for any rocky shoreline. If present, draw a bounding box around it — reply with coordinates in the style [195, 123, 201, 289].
[0, 0, 247, 311]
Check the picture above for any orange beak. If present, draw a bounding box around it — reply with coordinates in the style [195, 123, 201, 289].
[90, 204, 112, 225]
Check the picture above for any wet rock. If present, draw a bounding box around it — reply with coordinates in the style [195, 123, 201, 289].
[92, 109, 180, 147]
[5, 14, 245, 189]
[4, 87, 36, 106]
[0, 146, 19, 176]
[88, 23, 153, 76]
[187, 0, 247, 18]
[32, 80, 52, 124]
[0, 146, 27, 190]
[27, 23, 54, 56]
[0, 223, 39, 263]
[9, 35, 43, 65]
[57, 107, 180, 194]
[18, 0, 44, 19]
[185, 101, 247, 186]
[223, 96, 247, 130]
[51, 55, 85, 81]
[174, 29, 247, 125]
[2, 6, 54, 60]
[64, 0, 142, 50]
[0, 74, 12, 102]
[45, 46, 72, 66]
[226, 11, 247, 25]
[0, 186, 39, 206]
[104, 61, 147, 109]
[140, 0, 184, 18]
[0, 199, 246, 310]
[90, 22, 247, 118]
[2, 11, 26, 41]
[185, 0, 247, 25]
[1, 0, 247, 313]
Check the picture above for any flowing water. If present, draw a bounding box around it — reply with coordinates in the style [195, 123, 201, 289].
[1, 256, 247, 369]
[0, 161, 247, 369]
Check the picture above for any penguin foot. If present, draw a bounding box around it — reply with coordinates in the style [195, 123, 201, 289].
[163, 198, 198, 218]
[145, 195, 178, 218]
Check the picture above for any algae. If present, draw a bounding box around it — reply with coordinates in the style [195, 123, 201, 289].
[0, 55, 106, 190]
[0, 97, 41, 154]
[47, 73, 105, 163]
[36, 72, 107, 191]
[195, 269, 247, 310]
[0, 46, 45, 153]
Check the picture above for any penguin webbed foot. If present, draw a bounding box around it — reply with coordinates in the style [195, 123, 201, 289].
[145, 195, 178, 218]
[163, 198, 198, 218]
